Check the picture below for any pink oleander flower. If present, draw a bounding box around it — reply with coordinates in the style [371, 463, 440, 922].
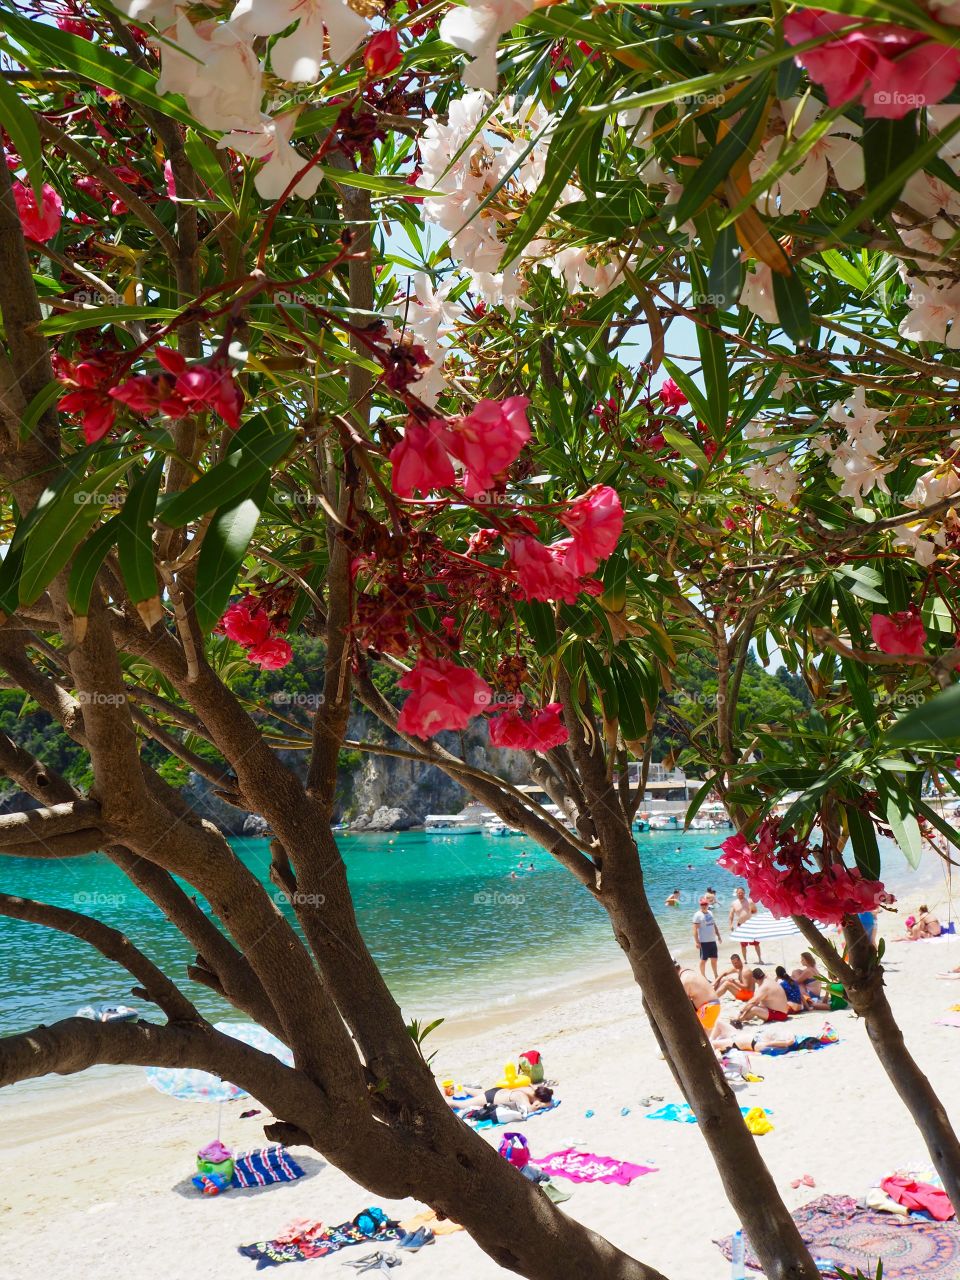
[246, 637, 293, 669]
[364, 27, 402, 77]
[784, 9, 960, 120]
[220, 598, 272, 648]
[12, 181, 63, 242]
[557, 484, 624, 576]
[657, 377, 688, 412]
[871, 608, 926, 656]
[489, 702, 569, 751]
[718, 820, 891, 926]
[396, 656, 493, 738]
[59, 388, 116, 444]
[390, 420, 455, 497]
[506, 535, 582, 604]
[445, 396, 531, 498]
[175, 362, 243, 429]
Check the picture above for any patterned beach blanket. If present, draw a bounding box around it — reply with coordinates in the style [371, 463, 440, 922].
[239, 1208, 399, 1269]
[717, 1194, 960, 1278]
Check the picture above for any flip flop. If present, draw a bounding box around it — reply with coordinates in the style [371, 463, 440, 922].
[345, 1253, 402, 1273]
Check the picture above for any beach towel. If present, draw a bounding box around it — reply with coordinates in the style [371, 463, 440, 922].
[535, 1149, 656, 1185]
[399, 1211, 463, 1236]
[935, 1014, 960, 1028]
[239, 1208, 399, 1268]
[464, 1100, 560, 1130]
[881, 1177, 955, 1222]
[645, 1103, 770, 1124]
[232, 1147, 305, 1188]
[717, 1194, 960, 1279]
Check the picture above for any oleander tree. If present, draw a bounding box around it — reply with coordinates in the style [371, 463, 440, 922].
[4, 0, 960, 1276]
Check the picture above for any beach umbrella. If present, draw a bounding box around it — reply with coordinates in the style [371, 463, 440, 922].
[145, 1021, 293, 1135]
[730, 912, 801, 943]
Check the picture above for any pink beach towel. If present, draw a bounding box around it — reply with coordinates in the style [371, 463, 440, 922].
[535, 1149, 656, 1185]
[935, 1014, 960, 1027]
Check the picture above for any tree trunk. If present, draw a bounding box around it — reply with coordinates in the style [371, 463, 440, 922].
[797, 916, 960, 1215]
[855, 975, 960, 1211]
[605, 880, 820, 1280]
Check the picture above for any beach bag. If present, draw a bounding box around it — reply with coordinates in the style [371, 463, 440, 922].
[498, 1132, 530, 1169]
[827, 982, 848, 1011]
[197, 1139, 234, 1184]
[518, 1050, 544, 1084]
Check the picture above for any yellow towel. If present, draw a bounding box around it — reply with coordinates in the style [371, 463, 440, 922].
[744, 1106, 774, 1135]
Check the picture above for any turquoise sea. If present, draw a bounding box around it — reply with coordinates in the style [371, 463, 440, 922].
[0, 827, 948, 1037]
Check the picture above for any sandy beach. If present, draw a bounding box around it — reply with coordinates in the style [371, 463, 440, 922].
[2, 911, 960, 1280]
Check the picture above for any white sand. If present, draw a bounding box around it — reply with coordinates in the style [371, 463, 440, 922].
[3, 924, 960, 1279]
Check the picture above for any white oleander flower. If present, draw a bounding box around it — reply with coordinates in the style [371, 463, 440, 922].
[439, 0, 534, 91]
[231, 0, 368, 79]
[752, 100, 862, 216]
[157, 15, 263, 132]
[739, 264, 779, 325]
[219, 113, 322, 200]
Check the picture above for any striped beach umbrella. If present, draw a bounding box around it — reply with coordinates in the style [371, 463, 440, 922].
[730, 911, 802, 943]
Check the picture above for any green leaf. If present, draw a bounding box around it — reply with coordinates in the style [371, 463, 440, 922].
[516, 601, 559, 657]
[0, 12, 200, 130]
[887, 684, 960, 746]
[707, 223, 744, 309]
[772, 267, 812, 342]
[19, 456, 135, 605]
[0, 537, 26, 617]
[501, 109, 597, 266]
[117, 456, 164, 615]
[315, 166, 439, 197]
[158, 423, 296, 527]
[671, 86, 769, 226]
[194, 475, 269, 633]
[38, 306, 180, 336]
[662, 358, 712, 426]
[67, 516, 120, 625]
[862, 113, 918, 217]
[183, 130, 237, 210]
[0, 76, 44, 198]
[877, 776, 924, 869]
[661, 424, 710, 471]
[845, 801, 881, 880]
[19, 381, 62, 443]
[690, 258, 728, 432]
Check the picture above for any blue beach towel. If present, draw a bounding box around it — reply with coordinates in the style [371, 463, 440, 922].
[645, 1103, 770, 1124]
[232, 1147, 305, 1188]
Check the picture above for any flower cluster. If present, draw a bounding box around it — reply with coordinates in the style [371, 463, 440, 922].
[12, 181, 63, 243]
[817, 387, 892, 503]
[784, 10, 960, 120]
[488, 701, 568, 750]
[218, 595, 293, 668]
[719, 821, 891, 926]
[871, 607, 927, 656]
[390, 396, 531, 498]
[111, 348, 243, 430]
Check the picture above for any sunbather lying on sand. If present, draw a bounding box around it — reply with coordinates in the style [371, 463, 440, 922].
[445, 1084, 554, 1113]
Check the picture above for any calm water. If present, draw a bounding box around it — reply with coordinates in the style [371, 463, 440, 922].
[0, 827, 941, 1036]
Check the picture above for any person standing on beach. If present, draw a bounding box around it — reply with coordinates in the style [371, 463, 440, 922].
[729, 887, 760, 961]
[693, 896, 721, 979]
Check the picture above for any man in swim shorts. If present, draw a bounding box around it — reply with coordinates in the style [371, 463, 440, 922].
[731, 968, 791, 1026]
[674, 956, 723, 1039]
[714, 954, 756, 1001]
[729, 887, 761, 961]
[693, 896, 722, 979]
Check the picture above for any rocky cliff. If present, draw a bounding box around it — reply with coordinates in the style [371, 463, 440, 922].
[180, 704, 532, 834]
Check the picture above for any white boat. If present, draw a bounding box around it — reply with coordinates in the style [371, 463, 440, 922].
[424, 814, 483, 835]
[485, 821, 519, 837]
[76, 1004, 139, 1023]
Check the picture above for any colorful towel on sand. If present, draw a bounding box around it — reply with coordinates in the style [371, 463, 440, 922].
[645, 1103, 770, 1124]
[535, 1149, 656, 1185]
[717, 1194, 960, 1278]
[232, 1147, 305, 1188]
[881, 1177, 955, 1222]
[464, 1100, 561, 1130]
[239, 1208, 399, 1268]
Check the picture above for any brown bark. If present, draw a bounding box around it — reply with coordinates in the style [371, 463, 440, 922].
[796, 916, 960, 1213]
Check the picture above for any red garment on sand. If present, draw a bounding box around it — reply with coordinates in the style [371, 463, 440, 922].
[880, 1176, 955, 1221]
[765, 1008, 789, 1023]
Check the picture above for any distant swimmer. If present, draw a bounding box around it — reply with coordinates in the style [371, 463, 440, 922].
[687, 863, 695, 871]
